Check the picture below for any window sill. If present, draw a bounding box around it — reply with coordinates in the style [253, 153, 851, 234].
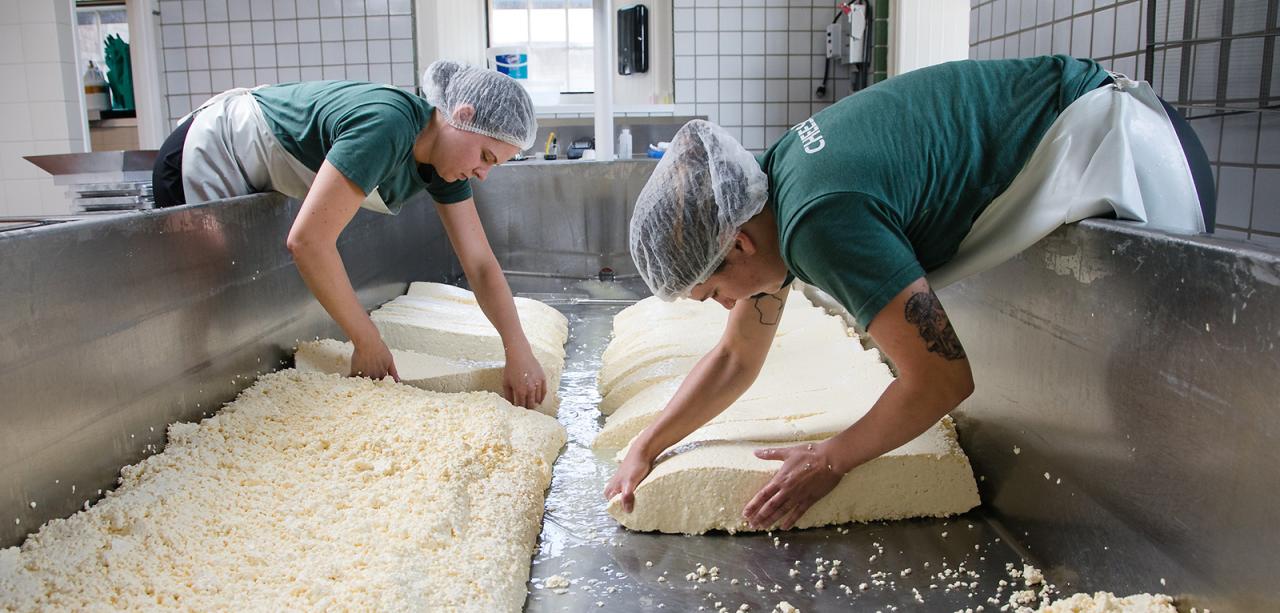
[534, 104, 676, 115]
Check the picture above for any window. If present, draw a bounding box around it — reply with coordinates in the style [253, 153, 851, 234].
[488, 0, 594, 93]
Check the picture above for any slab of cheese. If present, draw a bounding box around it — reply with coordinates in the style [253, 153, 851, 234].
[608, 295, 728, 338]
[594, 371, 891, 451]
[406, 281, 567, 338]
[607, 416, 979, 534]
[598, 330, 886, 415]
[294, 339, 561, 415]
[0, 370, 565, 612]
[374, 295, 566, 362]
[598, 295, 846, 395]
[600, 290, 980, 534]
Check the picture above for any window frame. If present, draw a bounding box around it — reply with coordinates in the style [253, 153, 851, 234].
[485, 0, 596, 95]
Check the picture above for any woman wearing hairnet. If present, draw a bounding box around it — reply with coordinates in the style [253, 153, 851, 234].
[606, 55, 1215, 528]
[151, 61, 548, 409]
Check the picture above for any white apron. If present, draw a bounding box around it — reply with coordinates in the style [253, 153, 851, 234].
[926, 74, 1205, 289]
[180, 88, 394, 214]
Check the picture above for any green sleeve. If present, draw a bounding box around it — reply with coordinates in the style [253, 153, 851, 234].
[325, 103, 417, 195]
[786, 193, 925, 328]
[423, 167, 473, 204]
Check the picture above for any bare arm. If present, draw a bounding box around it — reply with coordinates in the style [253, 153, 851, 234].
[286, 161, 399, 379]
[743, 276, 975, 529]
[605, 284, 791, 511]
[817, 278, 973, 470]
[435, 198, 545, 408]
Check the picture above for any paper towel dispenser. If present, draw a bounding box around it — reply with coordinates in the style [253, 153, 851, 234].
[617, 4, 648, 75]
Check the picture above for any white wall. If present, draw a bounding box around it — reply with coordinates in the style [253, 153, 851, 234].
[0, 0, 86, 217]
[890, 0, 968, 77]
[672, 0, 860, 152]
[130, 0, 170, 149]
[415, 0, 486, 71]
[155, 0, 419, 126]
[612, 0, 674, 106]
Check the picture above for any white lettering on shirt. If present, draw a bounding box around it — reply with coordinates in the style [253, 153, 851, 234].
[791, 117, 826, 154]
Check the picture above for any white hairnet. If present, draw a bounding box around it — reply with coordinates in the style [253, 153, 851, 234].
[422, 60, 538, 151]
[630, 120, 769, 300]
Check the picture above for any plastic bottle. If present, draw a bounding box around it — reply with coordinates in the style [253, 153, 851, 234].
[618, 128, 633, 159]
[83, 61, 109, 113]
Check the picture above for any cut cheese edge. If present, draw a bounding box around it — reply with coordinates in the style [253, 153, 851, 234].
[607, 418, 979, 534]
[295, 339, 561, 415]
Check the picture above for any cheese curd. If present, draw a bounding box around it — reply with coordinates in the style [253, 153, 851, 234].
[0, 371, 565, 611]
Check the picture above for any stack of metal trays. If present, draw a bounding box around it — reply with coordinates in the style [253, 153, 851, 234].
[69, 181, 155, 212]
[24, 150, 158, 212]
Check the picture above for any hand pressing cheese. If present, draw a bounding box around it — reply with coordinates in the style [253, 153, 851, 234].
[371, 287, 569, 411]
[601, 287, 980, 534]
[606, 417, 978, 534]
[295, 338, 561, 415]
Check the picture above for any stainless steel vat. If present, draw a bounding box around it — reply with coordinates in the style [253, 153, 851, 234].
[2, 161, 1277, 611]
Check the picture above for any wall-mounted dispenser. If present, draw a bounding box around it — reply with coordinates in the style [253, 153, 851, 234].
[617, 4, 648, 75]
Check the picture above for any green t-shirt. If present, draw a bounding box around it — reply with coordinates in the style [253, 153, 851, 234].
[252, 81, 472, 214]
[761, 55, 1109, 327]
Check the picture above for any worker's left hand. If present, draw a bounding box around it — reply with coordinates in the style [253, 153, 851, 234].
[503, 349, 547, 409]
[742, 441, 845, 530]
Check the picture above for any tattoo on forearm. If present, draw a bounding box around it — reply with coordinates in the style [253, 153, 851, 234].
[752, 293, 784, 326]
[903, 291, 967, 360]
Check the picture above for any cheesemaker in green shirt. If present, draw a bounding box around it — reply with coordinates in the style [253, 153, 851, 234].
[760, 55, 1109, 327]
[252, 81, 472, 214]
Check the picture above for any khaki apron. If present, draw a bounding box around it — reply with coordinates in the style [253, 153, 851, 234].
[927, 74, 1205, 289]
[180, 88, 395, 214]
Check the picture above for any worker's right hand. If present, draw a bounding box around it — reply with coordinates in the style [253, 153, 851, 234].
[603, 448, 653, 513]
[350, 340, 400, 382]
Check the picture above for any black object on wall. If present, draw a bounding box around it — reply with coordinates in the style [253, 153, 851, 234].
[617, 4, 648, 75]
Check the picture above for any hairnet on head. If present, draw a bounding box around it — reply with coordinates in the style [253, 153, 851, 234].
[422, 60, 538, 151]
[630, 119, 769, 300]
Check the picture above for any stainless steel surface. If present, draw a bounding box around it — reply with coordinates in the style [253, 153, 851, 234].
[0, 213, 134, 233]
[940, 220, 1280, 613]
[522, 290, 1030, 613]
[24, 150, 158, 184]
[471, 159, 656, 279]
[0, 191, 459, 548]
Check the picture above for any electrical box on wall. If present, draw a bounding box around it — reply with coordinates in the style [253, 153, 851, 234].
[617, 4, 648, 75]
[825, 18, 849, 62]
[826, 2, 867, 65]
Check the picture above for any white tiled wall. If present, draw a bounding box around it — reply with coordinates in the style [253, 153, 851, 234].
[971, 0, 1280, 244]
[673, 0, 858, 152]
[969, 0, 1146, 80]
[0, 0, 84, 217]
[157, 0, 417, 127]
